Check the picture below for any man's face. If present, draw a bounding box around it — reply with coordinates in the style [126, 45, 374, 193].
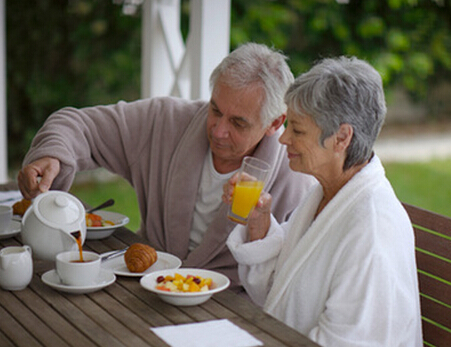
[207, 82, 268, 171]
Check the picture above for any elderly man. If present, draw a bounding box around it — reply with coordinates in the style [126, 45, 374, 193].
[18, 43, 315, 291]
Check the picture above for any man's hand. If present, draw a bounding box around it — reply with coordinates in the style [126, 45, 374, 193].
[17, 157, 61, 199]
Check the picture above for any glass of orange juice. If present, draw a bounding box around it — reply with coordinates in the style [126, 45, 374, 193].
[227, 156, 271, 224]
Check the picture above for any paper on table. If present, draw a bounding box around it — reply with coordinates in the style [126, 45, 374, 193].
[150, 319, 264, 347]
[0, 190, 23, 206]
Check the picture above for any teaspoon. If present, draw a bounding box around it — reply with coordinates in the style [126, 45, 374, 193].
[86, 199, 115, 214]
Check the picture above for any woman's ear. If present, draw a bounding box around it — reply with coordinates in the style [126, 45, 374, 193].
[335, 123, 353, 152]
[265, 114, 287, 137]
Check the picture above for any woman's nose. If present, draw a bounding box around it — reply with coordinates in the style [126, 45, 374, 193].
[279, 128, 290, 145]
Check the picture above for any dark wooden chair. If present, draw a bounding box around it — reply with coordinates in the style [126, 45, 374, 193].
[403, 203, 451, 347]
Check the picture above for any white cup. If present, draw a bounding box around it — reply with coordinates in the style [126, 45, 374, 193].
[0, 245, 33, 291]
[0, 205, 13, 233]
[56, 251, 101, 286]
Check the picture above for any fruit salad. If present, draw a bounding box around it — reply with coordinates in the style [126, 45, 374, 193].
[86, 213, 115, 227]
[155, 273, 213, 293]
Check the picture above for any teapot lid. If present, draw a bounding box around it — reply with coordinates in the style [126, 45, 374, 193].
[34, 191, 85, 228]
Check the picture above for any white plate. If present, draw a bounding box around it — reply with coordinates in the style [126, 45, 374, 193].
[0, 220, 21, 239]
[140, 268, 230, 306]
[101, 251, 182, 277]
[86, 211, 130, 240]
[41, 269, 116, 294]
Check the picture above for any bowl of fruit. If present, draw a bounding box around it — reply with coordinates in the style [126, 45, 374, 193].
[86, 211, 129, 240]
[140, 268, 230, 306]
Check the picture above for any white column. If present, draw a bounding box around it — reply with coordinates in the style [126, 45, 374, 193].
[187, 0, 230, 100]
[141, 0, 185, 98]
[141, 0, 230, 100]
[0, 0, 7, 183]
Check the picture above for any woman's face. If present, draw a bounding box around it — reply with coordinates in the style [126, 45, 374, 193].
[279, 109, 337, 178]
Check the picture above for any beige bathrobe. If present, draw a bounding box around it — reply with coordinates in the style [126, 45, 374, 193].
[23, 96, 315, 290]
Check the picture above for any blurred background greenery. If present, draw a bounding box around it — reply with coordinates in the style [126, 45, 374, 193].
[67, 159, 451, 233]
[5, 0, 451, 230]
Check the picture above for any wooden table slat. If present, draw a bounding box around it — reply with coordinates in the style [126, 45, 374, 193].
[0, 303, 43, 347]
[0, 182, 320, 347]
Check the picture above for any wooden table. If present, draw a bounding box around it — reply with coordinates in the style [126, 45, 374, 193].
[0, 185, 320, 347]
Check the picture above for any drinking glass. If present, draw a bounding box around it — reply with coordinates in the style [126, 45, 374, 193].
[227, 156, 271, 225]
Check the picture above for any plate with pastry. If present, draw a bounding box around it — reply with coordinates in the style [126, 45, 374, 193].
[86, 210, 130, 240]
[101, 243, 182, 277]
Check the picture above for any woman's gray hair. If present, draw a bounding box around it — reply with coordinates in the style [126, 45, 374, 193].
[284, 56, 387, 170]
[210, 42, 294, 127]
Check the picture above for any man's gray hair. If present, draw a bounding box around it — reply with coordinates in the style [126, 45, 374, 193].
[210, 42, 294, 127]
[284, 56, 387, 170]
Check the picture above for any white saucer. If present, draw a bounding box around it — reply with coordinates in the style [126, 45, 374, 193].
[41, 269, 116, 294]
[0, 220, 21, 239]
[101, 251, 182, 277]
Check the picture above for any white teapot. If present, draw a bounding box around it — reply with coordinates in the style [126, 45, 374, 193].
[21, 191, 86, 261]
[0, 245, 33, 290]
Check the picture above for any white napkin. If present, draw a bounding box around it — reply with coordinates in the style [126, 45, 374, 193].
[150, 319, 264, 347]
[0, 190, 23, 206]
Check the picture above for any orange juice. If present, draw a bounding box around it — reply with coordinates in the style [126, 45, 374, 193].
[231, 180, 264, 219]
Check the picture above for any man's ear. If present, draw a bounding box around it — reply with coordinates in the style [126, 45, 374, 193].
[265, 114, 287, 137]
[335, 123, 353, 152]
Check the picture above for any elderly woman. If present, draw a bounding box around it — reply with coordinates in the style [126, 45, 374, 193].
[224, 56, 422, 346]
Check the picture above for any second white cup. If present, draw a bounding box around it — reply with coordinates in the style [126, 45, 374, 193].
[0, 205, 13, 233]
[56, 251, 101, 286]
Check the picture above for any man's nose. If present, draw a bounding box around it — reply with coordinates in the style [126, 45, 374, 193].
[212, 116, 230, 138]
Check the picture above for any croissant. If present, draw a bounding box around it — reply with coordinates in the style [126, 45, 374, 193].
[13, 198, 32, 216]
[124, 243, 158, 273]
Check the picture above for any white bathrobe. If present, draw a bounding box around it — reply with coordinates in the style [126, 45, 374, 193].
[227, 156, 423, 346]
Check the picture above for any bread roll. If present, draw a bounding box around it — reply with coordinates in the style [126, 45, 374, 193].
[13, 198, 32, 216]
[124, 243, 158, 273]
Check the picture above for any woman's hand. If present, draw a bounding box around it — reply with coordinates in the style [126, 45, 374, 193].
[247, 192, 272, 241]
[223, 173, 272, 242]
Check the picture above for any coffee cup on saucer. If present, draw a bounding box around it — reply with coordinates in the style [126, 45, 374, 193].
[56, 251, 101, 286]
[0, 205, 13, 233]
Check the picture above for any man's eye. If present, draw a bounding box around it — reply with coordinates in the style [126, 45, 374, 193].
[232, 119, 247, 128]
[213, 107, 223, 116]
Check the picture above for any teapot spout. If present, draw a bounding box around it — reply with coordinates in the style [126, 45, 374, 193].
[71, 230, 82, 240]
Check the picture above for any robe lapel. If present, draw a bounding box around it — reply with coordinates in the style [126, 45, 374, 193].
[164, 106, 209, 259]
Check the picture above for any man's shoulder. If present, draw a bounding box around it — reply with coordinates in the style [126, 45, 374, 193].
[146, 96, 208, 114]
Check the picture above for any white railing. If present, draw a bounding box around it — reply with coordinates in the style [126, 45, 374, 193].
[140, 0, 230, 100]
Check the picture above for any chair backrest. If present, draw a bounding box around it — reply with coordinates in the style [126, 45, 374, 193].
[403, 203, 451, 347]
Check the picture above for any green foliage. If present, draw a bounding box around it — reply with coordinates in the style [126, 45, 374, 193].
[6, 0, 451, 169]
[230, 0, 451, 98]
[6, 1, 141, 167]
